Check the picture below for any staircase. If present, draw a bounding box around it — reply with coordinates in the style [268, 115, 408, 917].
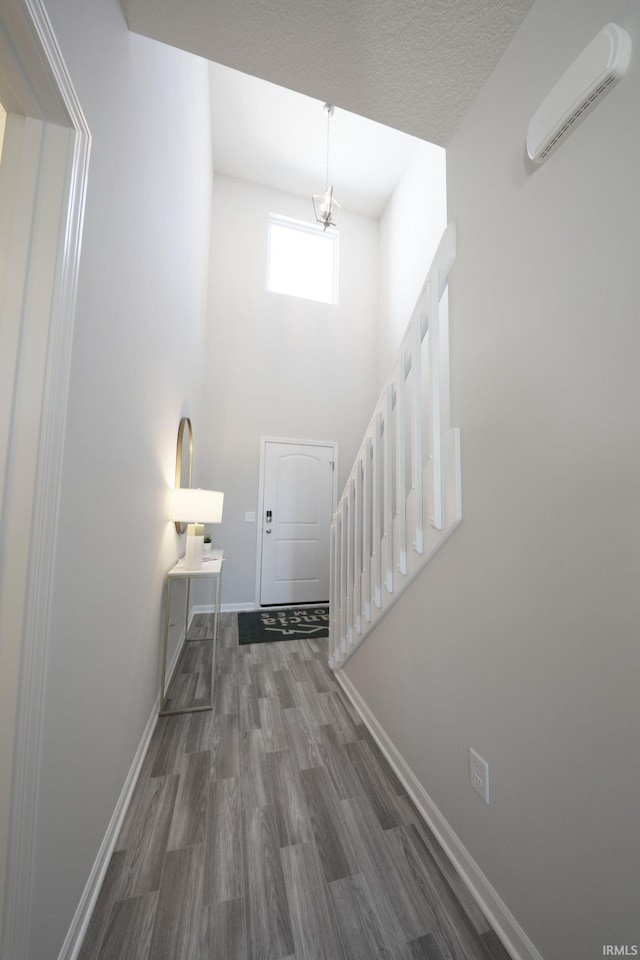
[329, 224, 460, 668]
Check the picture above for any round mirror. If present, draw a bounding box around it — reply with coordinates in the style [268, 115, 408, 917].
[174, 417, 193, 533]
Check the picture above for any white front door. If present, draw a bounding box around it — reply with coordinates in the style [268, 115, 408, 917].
[259, 440, 337, 606]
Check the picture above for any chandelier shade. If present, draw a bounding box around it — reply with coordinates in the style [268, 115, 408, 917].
[312, 186, 341, 231]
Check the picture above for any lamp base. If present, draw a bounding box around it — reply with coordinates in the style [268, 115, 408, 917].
[184, 525, 204, 570]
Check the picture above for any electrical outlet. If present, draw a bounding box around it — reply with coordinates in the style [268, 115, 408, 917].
[469, 748, 490, 804]
[245, 511, 256, 522]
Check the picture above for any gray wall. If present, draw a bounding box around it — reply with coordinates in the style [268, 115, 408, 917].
[200, 175, 379, 605]
[27, 1, 212, 956]
[344, 1, 640, 957]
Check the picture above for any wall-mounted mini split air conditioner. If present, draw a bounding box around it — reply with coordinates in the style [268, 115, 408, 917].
[527, 22, 632, 164]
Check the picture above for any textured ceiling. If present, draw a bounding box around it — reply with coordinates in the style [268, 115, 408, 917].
[120, 0, 535, 146]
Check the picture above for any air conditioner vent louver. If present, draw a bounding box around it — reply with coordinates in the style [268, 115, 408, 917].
[527, 23, 631, 164]
[538, 75, 614, 161]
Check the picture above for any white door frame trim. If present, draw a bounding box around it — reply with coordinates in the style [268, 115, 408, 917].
[0, 2, 90, 958]
[254, 436, 339, 608]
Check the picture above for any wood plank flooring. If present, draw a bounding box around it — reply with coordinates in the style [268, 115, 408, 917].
[79, 614, 511, 960]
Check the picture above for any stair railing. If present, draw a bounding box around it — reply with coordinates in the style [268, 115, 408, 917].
[329, 224, 460, 669]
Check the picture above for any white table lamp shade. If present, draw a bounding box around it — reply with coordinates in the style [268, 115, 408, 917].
[170, 488, 224, 524]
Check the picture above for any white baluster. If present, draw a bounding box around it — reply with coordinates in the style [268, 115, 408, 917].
[339, 499, 348, 654]
[363, 436, 372, 622]
[353, 466, 363, 636]
[346, 478, 355, 646]
[329, 517, 337, 663]
[384, 383, 394, 594]
[412, 319, 424, 554]
[372, 413, 383, 608]
[396, 353, 408, 575]
[428, 274, 442, 530]
[333, 512, 343, 664]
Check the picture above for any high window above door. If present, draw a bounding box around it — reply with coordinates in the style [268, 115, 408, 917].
[267, 213, 339, 305]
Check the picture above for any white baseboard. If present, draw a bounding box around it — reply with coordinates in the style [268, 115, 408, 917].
[57, 633, 186, 960]
[192, 602, 256, 613]
[334, 671, 545, 960]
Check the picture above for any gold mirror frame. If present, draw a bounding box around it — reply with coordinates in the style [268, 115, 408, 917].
[174, 417, 193, 533]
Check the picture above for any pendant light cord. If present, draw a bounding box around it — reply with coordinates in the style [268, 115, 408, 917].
[325, 104, 332, 191]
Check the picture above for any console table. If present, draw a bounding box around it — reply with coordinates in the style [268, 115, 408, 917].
[159, 549, 223, 716]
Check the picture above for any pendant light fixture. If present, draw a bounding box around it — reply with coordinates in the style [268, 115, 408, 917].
[312, 103, 341, 230]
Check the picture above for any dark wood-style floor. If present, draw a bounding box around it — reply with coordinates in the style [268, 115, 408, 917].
[79, 613, 511, 960]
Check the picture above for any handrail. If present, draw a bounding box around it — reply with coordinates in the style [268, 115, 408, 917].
[329, 224, 460, 669]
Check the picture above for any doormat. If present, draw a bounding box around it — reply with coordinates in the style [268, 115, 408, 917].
[238, 607, 329, 645]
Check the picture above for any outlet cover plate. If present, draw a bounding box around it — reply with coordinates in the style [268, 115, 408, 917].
[469, 748, 490, 804]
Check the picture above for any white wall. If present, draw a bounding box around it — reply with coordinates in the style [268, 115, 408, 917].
[200, 175, 379, 605]
[343, 2, 640, 958]
[25, 1, 212, 956]
[378, 140, 447, 386]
